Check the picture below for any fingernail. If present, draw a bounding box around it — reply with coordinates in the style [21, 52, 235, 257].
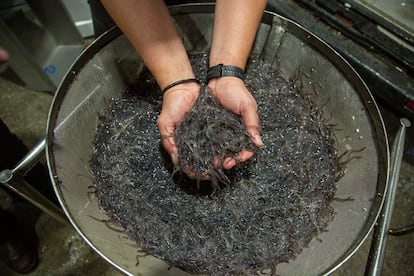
[254, 134, 264, 147]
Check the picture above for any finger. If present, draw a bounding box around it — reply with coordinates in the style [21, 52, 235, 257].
[223, 157, 236, 170]
[241, 105, 263, 148]
[170, 152, 179, 166]
[212, 156, 221, 168]
[238, 150, 254, 162]
[222, 150, 254, 170]
[160, 133, 177, 154]
[214, 156, 235, 169]
[181, 165, 211, 180]
[181, 166, 196, 178]
[157, 118, 177, 156]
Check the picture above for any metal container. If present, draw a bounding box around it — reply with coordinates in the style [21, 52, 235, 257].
[46, 4, 389, 275]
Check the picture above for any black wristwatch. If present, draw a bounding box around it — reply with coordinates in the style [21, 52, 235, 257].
[206, 64, 245, 82]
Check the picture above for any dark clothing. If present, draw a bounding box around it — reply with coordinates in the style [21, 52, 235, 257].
[0, 119, 57, 203]
[0, 119, 48, 273]
[0, 119, 30, 170]
[88, 0, 116, 37]
[0, 119, 57, 241]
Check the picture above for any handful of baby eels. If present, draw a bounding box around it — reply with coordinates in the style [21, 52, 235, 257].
[174, 86, 257, 191]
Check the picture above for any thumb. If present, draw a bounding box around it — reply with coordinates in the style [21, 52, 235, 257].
[241, 106, 263, 148]
[157, 118, 179, 165]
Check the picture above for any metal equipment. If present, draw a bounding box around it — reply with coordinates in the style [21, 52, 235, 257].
[47, 4, 389, 275]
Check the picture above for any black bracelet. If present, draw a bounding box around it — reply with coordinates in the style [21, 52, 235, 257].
[162, 78, 200, 94]
[206, 64, 245, 83]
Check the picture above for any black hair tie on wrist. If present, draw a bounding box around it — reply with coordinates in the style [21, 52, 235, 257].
[206, 64, 245, 83]
[162, 78, 200, 94]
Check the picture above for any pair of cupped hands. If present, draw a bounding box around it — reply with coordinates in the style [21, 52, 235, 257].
[157, 76, 264, 173]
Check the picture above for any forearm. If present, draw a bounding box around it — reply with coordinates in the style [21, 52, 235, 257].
[100, 0, 195, 89]
[209, 0, 267, 69]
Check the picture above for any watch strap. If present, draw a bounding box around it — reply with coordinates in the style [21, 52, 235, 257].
[206, 64, 245, 82]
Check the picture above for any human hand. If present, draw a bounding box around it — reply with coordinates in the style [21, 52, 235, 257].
[157, 81, 200, 165]
[208, 77, 263, 169]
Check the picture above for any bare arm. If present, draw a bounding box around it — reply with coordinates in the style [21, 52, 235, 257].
[101, 0, 199, 164]
[209, 0, 266, 168]
[100, 0, 265, 169]
[100, 0, 195, 88]
[210, 0, 267, 69]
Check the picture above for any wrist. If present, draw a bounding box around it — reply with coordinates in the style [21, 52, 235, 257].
[163, 80, 200, 96]
[207, 76, 245, 96]
[162, 78, 200, 94]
